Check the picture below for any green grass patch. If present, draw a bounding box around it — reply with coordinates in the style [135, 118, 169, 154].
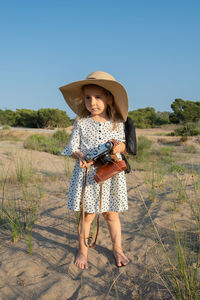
[24, 129, 70, 155]
[169, 164, 187, 174]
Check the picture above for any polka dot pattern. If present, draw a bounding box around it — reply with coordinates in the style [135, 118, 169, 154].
[62, 117, 128, 213]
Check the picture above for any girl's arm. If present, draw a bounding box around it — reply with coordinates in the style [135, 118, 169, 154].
[70, 151, 85, 161]
[70, 151, 94, 168]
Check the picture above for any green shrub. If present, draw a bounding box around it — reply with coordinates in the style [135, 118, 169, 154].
[0, 108, 72, 128]
[37, 109, 71, 128]
[52, 129, 70, 145]
[169, 164, 186, 174]
[2, 125, 11, 130]
[24, 130, 70, 155]
[170, 123, 200, 136]
[0, 109, 16, 126]
[128, 107, 158, 128]
[15, 109, 38, 128]
[24, 135, 47, 151]
[170, 98, 200, 123]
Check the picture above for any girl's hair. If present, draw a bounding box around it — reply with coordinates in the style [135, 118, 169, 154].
[80, 84, 122, 129]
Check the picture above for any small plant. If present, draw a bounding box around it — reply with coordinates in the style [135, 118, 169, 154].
[1, 182, 43, 254]
[2, 125, 11, 130]
[0, 160, 44, 254]
[14, 156, 36, 184]
[2, 208, 22, 242]
[169, 164, 186, 174]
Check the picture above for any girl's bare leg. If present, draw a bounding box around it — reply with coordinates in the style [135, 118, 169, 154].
[103, 212, 129, 267]
[75, 212, 96, 269]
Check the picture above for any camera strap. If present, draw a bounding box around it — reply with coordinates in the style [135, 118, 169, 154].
[78, 167, 103, 248]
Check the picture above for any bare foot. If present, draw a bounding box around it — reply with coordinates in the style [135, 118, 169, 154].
[113, 249, 129, 267]
[74, 251, 88, 270]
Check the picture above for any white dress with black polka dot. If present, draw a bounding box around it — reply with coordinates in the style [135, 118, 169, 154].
[62, 117, 128, 213]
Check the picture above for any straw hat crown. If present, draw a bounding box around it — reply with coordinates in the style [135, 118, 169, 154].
[86, 71, 115, 81]
[59, 71, 128, 121]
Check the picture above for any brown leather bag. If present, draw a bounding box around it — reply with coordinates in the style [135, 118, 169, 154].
[94, 160, 127, 184]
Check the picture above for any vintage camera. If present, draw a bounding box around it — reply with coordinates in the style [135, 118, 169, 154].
[85, 140, 127, 184]
[85, 141, 114, 164]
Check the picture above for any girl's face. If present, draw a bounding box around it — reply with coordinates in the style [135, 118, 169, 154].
[83, 86, 109, 118]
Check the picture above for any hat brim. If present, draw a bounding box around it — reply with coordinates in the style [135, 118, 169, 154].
[59, 79, 128, 121]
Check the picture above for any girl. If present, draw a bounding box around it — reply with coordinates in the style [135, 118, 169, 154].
[60, 71, 130, 270]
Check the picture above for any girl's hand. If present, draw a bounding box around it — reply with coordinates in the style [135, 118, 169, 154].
[79, 160, 94, 168]
[71, 151, 94, 168]
[112, 142, 126, 154]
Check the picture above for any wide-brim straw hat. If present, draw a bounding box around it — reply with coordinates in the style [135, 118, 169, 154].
[59, 71, 129, 121]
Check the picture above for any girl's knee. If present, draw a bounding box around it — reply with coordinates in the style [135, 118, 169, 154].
[102, 211, 119, 222]
[85, 213, 96, 223]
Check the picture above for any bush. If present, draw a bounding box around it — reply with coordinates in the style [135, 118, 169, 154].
[0, 109, 17, 126]
[170, 123, 200, 136]
[24, 135, 47, 151]
[2, 125, 11, 130]
[52, 129, 70, 145]
[170, 98, 200, 123]
[37, 109, 71, 128]
[24, 130, 70, 155]
[15, 109, 38, 128]
[0, 108, 72, 129]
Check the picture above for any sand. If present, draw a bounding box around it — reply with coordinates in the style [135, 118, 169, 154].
[0, 128, 199, 299]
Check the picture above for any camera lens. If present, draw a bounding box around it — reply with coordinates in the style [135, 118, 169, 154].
[85, 154, 91, 161]
[105, 142, 112, 150]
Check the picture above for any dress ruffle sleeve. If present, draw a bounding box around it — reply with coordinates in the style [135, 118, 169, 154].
[61, 120, 80, 156]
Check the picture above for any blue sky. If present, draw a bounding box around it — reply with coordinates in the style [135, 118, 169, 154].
[0, 0, 199, 119]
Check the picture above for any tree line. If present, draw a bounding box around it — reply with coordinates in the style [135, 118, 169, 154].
[128, 98, 200, 128]
[0, 108, 71, 128]
[0, 99, 200, 129]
